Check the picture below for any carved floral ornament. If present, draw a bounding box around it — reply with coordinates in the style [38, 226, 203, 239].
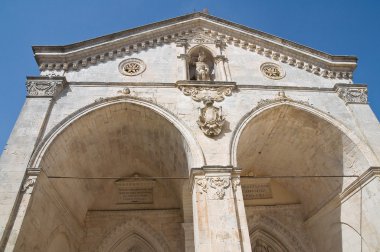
[196, 177, 231, 200]
[119, 58, 146, 76]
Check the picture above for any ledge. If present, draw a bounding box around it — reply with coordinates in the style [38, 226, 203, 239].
[176, 80, 236, 88]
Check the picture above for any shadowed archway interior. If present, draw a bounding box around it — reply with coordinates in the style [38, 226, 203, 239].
[15, 102, 191, 251]
[236, 105, 369, 251]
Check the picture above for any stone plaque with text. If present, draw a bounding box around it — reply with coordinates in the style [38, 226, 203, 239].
[115, 177, 155, 204]
[242, 183, 272, 200]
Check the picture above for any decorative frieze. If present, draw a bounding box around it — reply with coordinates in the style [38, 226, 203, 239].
[36, 27, 354, 80]
[336, 85, 368, 104]
[26, 77, 67, 97]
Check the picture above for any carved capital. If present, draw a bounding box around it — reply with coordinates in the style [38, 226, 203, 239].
[232, 177, 241, 191]
[195, 177, 231, 200]
[26, 77, 67, 97]
[336, 85, 368, 104]
[214, 55, 227, 64]
[21, 170, 39, 194]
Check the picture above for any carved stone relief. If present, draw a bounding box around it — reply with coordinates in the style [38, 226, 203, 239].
[178, 85, 233, 102]
[196, 177, 230, 200]
[336, 86, 368, 104]
[119, 58, 146, 76]
[260, 62, 285, 80]
[197, 99, 225, 136]
[21, 176, 37, 194]
[26, 77, 67, 97]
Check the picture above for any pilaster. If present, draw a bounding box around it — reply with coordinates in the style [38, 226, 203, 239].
[0, 76, 67, 250]
[335, 84, 380, 165]
[176, 39, 189, 80]
[190, 166, 251, 252]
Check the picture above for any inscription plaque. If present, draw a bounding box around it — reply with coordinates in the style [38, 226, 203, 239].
[115, 176, 155, 204]
[242, 183, 272, 200]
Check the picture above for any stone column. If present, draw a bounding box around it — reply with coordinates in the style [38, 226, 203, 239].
[214, 55, 228, 81]
[176, 39, 189, 80]
[0, 76, 67, 250]
[191, 166, 251, 252]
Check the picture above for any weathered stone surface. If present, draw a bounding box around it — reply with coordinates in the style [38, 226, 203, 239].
[1, 12, 380, 252]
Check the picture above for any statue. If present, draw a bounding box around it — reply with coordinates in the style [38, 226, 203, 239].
[195, 50, 211, 81]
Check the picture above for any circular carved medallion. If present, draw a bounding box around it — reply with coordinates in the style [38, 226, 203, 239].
[260, 62, 285, 80]
[119, 58, 146, 76]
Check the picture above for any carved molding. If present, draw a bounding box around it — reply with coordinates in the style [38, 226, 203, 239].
[336, 85, 368, 104]
[255, 90, 309, 110]
[26, 77, 67, 97]
[176, 81, 235, 102]
[97, 217, 170, 252]
[249, 215, 311, 252]
[37, 27, 354, 80]
[196, 177, 230, 200]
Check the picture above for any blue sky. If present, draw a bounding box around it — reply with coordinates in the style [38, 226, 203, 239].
[0, 0, 379, 152]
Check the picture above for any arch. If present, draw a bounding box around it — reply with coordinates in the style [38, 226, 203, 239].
[187, 45, 216, 81]
[46, 225, 73, 252]
[29, 96, 205, 171]
[250, 229, 288, 252]
[97, 217, 171, 252]
[187, 44, 218, 58]
[230, 100, 379, 167]
[248, 215, 311, 252]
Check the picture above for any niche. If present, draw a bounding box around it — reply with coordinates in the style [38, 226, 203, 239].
[188, 47, 215, 81]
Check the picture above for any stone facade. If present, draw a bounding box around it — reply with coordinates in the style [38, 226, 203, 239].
[1, 12, 380, 252]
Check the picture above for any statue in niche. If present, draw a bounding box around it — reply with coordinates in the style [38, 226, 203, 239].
[195, 50, 211, 81]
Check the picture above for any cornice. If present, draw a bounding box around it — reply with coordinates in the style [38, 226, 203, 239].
[34, 13, 356, 80]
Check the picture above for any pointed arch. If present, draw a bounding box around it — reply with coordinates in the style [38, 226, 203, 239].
[250, 229, 288, 252]
[248, 215, 311, 252]
[97, 218, 171, 252]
